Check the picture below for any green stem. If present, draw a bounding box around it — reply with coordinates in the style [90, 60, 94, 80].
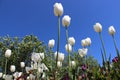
[56, 16, 60, 68]
[55, 16, 60, 80]
[65, 28, 70, 77]
[99, 32, 107, 62]
[112, 35, 119, 57]
[5, 58, 8, 75]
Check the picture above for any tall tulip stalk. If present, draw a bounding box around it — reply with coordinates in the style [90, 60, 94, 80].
[108, 26, 119, 57]
[62, 15, 71, 77]
[4, 49, 12, 75]
[54, 2, 63, 79]
[94, 23, 107, 62]
[54, 2, 63, 69]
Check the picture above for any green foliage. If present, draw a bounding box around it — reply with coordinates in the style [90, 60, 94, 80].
[0, 35, 46, 74]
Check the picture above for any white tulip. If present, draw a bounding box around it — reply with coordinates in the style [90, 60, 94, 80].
[31, 52, 44, 62]
[5, 49, 12, 58]
[68, 37, 75, 46]
[0, 72, 2, 78]
[42, 72, 46, 79]
[25, 67, 33, 73]
[57, 61, 62, 67]
[59, 53, 64, 62]
[54, 3, 63, 16]
[48, 39, 55, 48]
[93, 23, 102, 32]
[2, 74, 6, 79]
[54, 52, 64, 62]
[20, 62, 25, 68]
[39, 53, 45, 60]
[33, 62, 38, 69]
[13, 72, 22, 79]
[81, 39, 87, 47]
[38, 68, 43, 73]
[27, 76, 30, 80]
[31, 52, 40, 62]
[62, 15, 71, 27]
[65, 44, 72, 53]
[4, 75, 12, 80]
[10, 65, 16, 72]
[29, 74, 36, 80]
[85, 37, 91, 46]
[71, 61, 75, 67]
[108, 26, 116, 35]
[78, 48, 88, 57]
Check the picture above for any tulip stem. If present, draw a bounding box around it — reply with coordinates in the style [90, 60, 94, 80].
[112, 35, 119, 57]
[55, 16, 60, 80]
[65, 28, 70, 77]
[5, 58, 8, 75]
[99, 32, 107, 62]
[56, 16, 60, 68]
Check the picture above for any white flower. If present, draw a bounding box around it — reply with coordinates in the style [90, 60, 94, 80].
[68, 37, 75, 46]
[57, 61, 62, 67]
[2, 74, 6, 79]
[4, 75, 13, 80]
[81, 39, 87, 47]
[85, 37, 91, 46]
[65, 44, 72, 53]
[93, 23, 102, 32]
[62, 15, 71, 27]
[42, 72, 46, 79]
[54, 52, 64, 62]
[54, 3, 63, 16]
[25, 67, 33, 73]
[31, 52, 44, 62]
[108, 26, 116, 35]
[33, 62, 38, 69]
[38, 68, 43, 73]
[13, 72, 22, 79]
[71, 61, 75, 67]
[20, 62, 25, 68]
[48, 39, 55, 48]
[29, 74, 36, 80]
[78, 48, 88, 57]
[27, 76, 30, 80]
[0, 72, 3, 78]
[39, 53, 45, 60]
[10, 65, 16, 72]
[5, 49, 12, 58]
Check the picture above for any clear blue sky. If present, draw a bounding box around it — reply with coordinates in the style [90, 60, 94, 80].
[0, 0, 120, 65]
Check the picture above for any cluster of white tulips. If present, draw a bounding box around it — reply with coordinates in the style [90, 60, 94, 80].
[0, 1, 118, 80]
[0, 49, 49, 80]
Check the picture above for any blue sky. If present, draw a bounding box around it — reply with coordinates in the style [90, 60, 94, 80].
[0, 0, 120, 65]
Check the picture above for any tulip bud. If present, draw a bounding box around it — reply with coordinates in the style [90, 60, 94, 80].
[10, 65, 16, 72]
[65, 44, 72, 53]
[2, 74, 6, 79]
[62, 15, 71, 27]
[59, 53, 64, 62]
[85, 37, 91, 46]
[81, 39, 87, 47]
[57, 61, 62, 68]
[54, 3, 63, 16]
[20, 62, 25, 68]
[5, 49, 12, 58]
[48, 39, 55, 48]
[68, 37, 75, 46]
[71, 61, 75, 67]
[108, 26, 116, 35]
[78, 48, 88, 57]
[0, 72, 3, 78]
[54, 52, 64, 62]
[93, 23, 102, 32]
